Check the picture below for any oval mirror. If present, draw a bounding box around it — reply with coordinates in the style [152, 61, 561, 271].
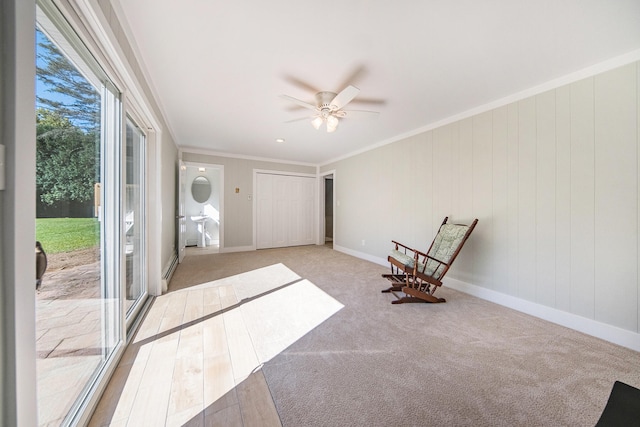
[191, 176, 211, 203]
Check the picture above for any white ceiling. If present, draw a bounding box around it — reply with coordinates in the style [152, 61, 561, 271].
[114, 0, 640, 165]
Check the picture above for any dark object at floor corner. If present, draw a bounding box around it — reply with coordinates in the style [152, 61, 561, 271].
[595, 380, 640, 427]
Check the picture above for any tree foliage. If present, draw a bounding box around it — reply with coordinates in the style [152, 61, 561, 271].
[36, 108, 98, 206]
[36, 29, 100, 131]
[36, 29, 101, 208]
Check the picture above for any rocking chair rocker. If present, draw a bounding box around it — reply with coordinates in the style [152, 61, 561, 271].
[382, 217, 478, 304]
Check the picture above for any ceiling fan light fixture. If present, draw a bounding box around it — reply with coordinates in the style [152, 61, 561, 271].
[311, 116, 323, 130]
[283, 84, 374, 134]
[326, 115, 339, 132]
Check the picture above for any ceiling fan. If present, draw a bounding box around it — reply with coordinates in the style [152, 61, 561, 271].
[280, 85, 379, 133]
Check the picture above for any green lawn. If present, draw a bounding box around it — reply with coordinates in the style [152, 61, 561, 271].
[36, 217, 100, 254]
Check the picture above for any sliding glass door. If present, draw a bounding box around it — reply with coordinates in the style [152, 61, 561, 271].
[125, 117, 147, 322]
[34, 2, 148, 424]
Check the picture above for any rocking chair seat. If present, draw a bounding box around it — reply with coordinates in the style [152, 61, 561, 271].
[389, 249, 416, 269]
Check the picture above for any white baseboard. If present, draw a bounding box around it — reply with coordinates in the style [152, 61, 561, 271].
[444, 277, 640, 352]
[161, 253, 178, 293]
[334, 244, 388, 267]
[220, 245, 255, 253]
[335, 244, 640, 353]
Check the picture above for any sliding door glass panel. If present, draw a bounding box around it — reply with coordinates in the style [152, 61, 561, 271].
[125, 117, 147, 320]
[35, 3, 122, 425]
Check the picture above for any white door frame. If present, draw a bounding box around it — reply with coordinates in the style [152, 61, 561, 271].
[177, 160, 187, 263]
[318, 170, 335, 245]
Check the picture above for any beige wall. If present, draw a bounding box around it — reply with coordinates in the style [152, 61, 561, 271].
[322, 61, 640, 343]
[182, 152, 315, 249]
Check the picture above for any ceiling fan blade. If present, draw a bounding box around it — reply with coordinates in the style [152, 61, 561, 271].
[284, 115, 316, 123]
[279, 94, 317, 110]
[283, 75, 320, 93]
[330, 85, 360, 110]
[337, 64, 367, 91]
[286, 105, 308, 112]
[340, 110, 380, 119]
[348, 97, 386, 106]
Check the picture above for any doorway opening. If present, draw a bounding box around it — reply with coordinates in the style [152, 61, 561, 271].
[182, 163, 223, 256]
[324, 175, 334, 246]
[318, 171, 335, 249]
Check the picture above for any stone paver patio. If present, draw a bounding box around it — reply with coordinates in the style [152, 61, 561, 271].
[36, 260, 103, 426]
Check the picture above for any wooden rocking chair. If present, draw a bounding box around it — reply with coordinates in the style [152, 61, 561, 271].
[382, 217, 478, 304]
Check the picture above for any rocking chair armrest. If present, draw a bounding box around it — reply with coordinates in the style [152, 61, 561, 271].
[414, 249, 449, 268]
[391, 240, 416, 253]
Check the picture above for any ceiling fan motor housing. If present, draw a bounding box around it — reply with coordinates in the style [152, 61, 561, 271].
[282, 84, 374, 124]
[316, 91, 338, 112]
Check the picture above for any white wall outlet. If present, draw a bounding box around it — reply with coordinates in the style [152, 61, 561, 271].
[361, 239, 365, 246]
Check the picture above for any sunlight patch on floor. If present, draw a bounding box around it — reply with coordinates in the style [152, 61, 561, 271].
[90, 263, 343, 426]
[240, 279, 344, 365]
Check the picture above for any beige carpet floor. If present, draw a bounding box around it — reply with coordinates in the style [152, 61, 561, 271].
[171, 244, 640, 427]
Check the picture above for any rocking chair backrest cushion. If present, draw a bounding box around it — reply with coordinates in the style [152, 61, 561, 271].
[424, 223, 471, 278]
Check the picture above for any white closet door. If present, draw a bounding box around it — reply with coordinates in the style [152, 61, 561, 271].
[293, 176, 315, 246]
[289, 177, 303, 246]
[272, 174, 289, 248]
[256, 173, 273, 248]
[256, 173, 316, 249]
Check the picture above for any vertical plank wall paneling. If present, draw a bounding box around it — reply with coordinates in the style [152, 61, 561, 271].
[353, 150, 372, 248]
[375, 143, 394, 251]
[555, 86, 572, 313]
[517, 97, 537, 302]
[389, 139, 413, 247]
[362, 148, 387, 251]
[535, 90, 557, 307]
[433, 126, 453, 228]
[416, 132, 434, 246]
[402, 135, 420, 245]
[472, 112, 494, 289]
[593, 64, 637, 331]
[492, 106, 509, 295]
[450, 122, 461, 224]
[327, 60, 640, 335]
[455, 119, 474, 284]
[507, 104, 520, 297]
[570, 78, 596, 319]
[339, 156, 364, 249]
